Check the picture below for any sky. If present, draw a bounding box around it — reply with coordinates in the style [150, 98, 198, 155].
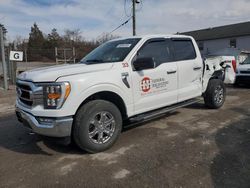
[0, 0, 250, 41]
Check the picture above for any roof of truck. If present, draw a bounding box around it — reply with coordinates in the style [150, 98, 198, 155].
[111, 34, 194, 41]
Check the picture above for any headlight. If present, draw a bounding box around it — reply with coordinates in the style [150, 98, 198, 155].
[43, 82, 71, 109]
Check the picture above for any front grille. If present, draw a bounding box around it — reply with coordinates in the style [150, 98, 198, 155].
[16, 82, 33, 106]
[16, 80, 43, 108]
[240, 71, 250, 74]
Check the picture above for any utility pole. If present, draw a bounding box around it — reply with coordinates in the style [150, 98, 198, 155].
[132, 0, 136, 36]
[0, 26, 8, 90]
[132, 0, 140, 36]
[55, 47, 58, 64]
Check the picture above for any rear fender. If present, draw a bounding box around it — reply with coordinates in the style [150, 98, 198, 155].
[211, 70, 224, 81]
[202, 61, 224, 92]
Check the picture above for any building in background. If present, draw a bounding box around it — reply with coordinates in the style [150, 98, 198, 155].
[181, 21, 250, 57]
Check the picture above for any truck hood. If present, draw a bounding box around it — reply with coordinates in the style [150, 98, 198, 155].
[17, 63, 113, 82]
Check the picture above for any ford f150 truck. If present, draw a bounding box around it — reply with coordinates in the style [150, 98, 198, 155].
[16, 35, 226, 153]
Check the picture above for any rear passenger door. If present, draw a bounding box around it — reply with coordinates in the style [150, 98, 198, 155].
[131, 38, 178, 115]
[171, 38, 203, 102]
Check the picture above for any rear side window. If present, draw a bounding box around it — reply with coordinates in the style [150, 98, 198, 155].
[137, 39, 173, 66]
[172, 39, 196, 61]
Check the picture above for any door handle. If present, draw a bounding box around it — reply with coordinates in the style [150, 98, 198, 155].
[193, 66, 202, 71]
[167, 70, 177, 74]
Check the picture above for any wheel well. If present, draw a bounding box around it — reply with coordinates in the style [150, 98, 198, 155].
[210, 70, 224, 81]
[78, 91, 128, 120]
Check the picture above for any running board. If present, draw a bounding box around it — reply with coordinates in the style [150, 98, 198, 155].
[129, 98, 202, 123]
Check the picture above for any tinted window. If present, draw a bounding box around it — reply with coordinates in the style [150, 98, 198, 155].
[137, 39, 172, 66]
[172, 40, 196, 61]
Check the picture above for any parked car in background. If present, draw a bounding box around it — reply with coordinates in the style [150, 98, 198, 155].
[235, 54, 250, 85]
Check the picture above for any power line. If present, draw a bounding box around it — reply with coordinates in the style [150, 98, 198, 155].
[97, 0, 142, 39]
[95, 17, 131, 40]
[109, 17, 132, 34]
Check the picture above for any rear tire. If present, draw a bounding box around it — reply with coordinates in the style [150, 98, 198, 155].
[204, 79, 226, 109]
[73, 100, 122, 153]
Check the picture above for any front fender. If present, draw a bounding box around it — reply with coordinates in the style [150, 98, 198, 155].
[65, 83, 133, 117]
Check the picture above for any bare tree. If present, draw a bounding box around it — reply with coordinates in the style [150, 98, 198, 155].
[64, 29, 82, 45]
[96, 32, 119, 44]
[13, 35, 25, 47]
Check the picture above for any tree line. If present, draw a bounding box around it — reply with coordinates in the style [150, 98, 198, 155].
[12, 23, 118, 62]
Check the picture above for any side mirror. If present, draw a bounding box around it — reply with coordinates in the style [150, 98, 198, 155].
[133, 57, 155, 71]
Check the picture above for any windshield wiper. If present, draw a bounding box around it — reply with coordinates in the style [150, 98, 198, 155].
[86, 59, 104, 63]
[81, 59, 104, 65]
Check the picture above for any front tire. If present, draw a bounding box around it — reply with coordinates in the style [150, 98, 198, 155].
[204, 79, 226, 109]
[73, 100, 122, 153]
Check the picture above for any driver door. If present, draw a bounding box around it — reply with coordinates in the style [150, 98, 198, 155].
[131, 38, 178, 115]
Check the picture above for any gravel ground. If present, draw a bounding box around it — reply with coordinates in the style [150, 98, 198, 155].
[0, 86, 250, 188]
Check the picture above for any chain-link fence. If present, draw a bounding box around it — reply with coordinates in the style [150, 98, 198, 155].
[27, 48, 55, 62]
[55, 47, 76, 64]
[0, 37, 97, 88]
[20, 47, 77, 64]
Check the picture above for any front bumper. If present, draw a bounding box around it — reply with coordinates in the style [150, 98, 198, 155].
[236, 75, 250, 84]
[16, 107, 73, 137]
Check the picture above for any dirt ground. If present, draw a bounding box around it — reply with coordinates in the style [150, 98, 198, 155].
[0, 85, 250, 188]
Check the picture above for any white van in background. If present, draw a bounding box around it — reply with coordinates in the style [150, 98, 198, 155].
[235, 54, 250, 85]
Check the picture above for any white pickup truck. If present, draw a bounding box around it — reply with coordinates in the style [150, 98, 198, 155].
[16, 35, 226, 153]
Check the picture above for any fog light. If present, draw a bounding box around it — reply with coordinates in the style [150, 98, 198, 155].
[37, 117, 55, 125]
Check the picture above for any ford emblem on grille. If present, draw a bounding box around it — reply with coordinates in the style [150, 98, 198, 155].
[17, 87, 22, 98]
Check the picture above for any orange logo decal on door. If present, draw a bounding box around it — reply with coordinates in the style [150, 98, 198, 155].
[141, 77, 151, 92]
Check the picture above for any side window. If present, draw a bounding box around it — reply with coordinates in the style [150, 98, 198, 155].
[172, 40, 197, 61]
[137, 40, 172, 66]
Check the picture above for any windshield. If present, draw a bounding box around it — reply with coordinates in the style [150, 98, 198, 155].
[241, 55, 250, 65]
[80, 38, 141, 64]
